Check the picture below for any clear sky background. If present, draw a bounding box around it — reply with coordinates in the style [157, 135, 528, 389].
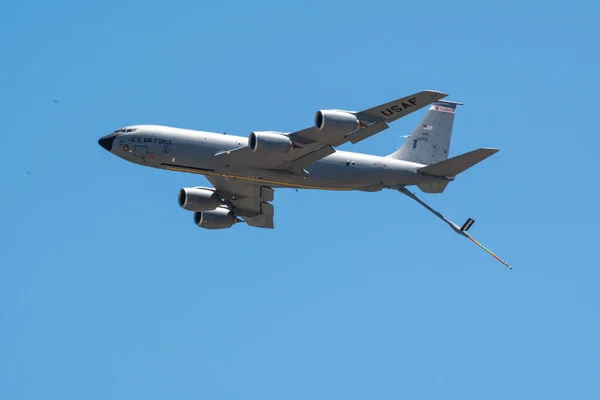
[2, 0, 599, 399]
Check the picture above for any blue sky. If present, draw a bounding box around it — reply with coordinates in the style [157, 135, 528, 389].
[2, 0, 599, 398]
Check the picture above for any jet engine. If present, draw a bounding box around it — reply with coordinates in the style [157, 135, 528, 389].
[248, 131, 293, 154]
[193, 207, 238, 229]
[178, 187, 220, 211]
[314, 110, 359, 134]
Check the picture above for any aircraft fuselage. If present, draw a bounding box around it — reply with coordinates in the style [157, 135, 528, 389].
[101, 125, 445, 191]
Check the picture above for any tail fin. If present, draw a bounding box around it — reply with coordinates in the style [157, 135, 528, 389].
[387, 100, 463, 165]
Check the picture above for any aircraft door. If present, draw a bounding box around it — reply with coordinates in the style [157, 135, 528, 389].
[133, 145, 148, 159]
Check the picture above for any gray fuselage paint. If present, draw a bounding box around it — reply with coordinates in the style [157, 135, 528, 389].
[111, 125, 445, 191]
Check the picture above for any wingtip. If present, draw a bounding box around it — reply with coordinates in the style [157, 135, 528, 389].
[481, 147, 500, 154]
[424, 90, 449, 98]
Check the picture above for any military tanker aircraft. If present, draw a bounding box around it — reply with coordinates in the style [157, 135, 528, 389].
[98, 90, 512, 269]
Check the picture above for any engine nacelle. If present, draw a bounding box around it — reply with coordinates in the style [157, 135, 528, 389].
[193, 207, 238, 230]
[248, 131, 293, 154]
[314, 110, 359, 134]
[178, 187, 220, 212]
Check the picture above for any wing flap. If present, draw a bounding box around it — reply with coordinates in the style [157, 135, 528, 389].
[346, 121, 389, 144]
[244, 202, 274, 228]
[291, 145, 336, 169]
[206, 176, 275, 229]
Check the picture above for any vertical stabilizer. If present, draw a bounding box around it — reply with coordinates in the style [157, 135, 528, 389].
[388, 101, 462, 165]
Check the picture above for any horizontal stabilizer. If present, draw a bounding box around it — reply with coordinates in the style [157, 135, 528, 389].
[418, 148, 499, 177]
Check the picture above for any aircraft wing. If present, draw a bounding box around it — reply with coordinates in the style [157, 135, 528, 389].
[206, 176, 275, 229]
[213, 90, 447, 171]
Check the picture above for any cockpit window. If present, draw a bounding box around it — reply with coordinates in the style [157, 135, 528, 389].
[112, 127, 137, 134]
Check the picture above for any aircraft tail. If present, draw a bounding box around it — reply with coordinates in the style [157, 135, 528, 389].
[415, 148, 499, 193]
[387, 101, 501, 194]
[418, 148, 499, 177]
[387, 100, 462, 165]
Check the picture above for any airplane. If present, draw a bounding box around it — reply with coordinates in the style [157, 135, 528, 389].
[98, 90, 512, 270]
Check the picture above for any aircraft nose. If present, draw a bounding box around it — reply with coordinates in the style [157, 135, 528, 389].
[98, 132, 119, 152]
